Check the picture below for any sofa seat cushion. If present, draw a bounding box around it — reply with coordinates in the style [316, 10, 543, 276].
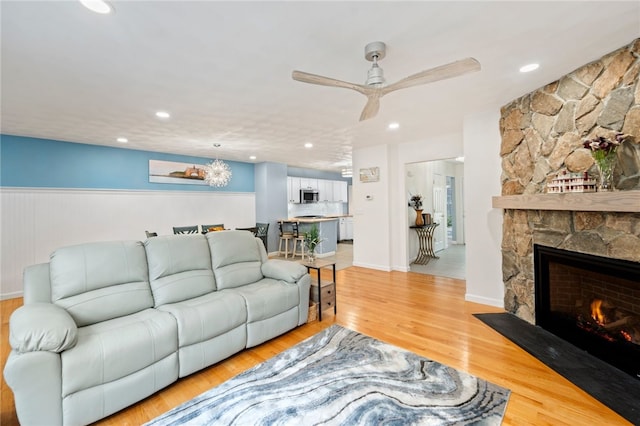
[233, 278, 300, 323]
[61, 309, 177, 397]
[157, 290, 247, 348]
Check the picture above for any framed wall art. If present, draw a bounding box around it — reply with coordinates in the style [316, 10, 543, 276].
[149, 160, 208, 185]
[359, 167, 380, 183]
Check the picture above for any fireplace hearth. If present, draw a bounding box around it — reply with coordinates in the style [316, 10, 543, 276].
[534, 244, 640, 380]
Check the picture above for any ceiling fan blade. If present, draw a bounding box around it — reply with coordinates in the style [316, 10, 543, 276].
[382, 57, 481, 95]
[292, 70, 369, 95]
[359, 92, 381, 121]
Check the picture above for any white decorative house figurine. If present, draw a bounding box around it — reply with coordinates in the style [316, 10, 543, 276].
[546, 171, 596, 193]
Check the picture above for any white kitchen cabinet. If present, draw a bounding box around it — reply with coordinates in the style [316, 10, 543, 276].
[338, 217, 346, 241]
[339, 216, 353, 241]
[317, 180, 332, 201]
[287, 177, 301, 203]
[345, 217, 353, 240]
[332, 181, 348, 202]
[288, 177, 347, 204]
[299, 178, 317, 190]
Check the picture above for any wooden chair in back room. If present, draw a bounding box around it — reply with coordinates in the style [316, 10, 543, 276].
[278, 220, 294, 258]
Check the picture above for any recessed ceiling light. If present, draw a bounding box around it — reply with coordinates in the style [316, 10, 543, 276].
[304, 143, 313, 148]
[249, 155, 257, 160]
[455, 156, 465, 162]
[155, 111, 170, 119]
[79, 0, 113, 14]
[388, 122, 400, 130]
[519, 63, 539, 73]
[116, 137, 128, 143]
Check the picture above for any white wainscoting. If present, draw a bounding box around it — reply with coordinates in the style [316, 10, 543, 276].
[0, 188, 256, 299]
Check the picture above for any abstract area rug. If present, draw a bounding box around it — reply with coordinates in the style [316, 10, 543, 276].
[146, 325, 510, 425]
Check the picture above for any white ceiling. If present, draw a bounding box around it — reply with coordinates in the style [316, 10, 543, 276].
[2, 1, 639, 173]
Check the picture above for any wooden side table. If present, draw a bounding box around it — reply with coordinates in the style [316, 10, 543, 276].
[410, 223, 440, 265]
[300, 259, 336, 321]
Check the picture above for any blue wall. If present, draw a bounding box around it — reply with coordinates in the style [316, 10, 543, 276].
[0, 135, 254, 192]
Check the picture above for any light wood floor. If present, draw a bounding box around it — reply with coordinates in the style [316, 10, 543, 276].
[1, 267, 631, 425]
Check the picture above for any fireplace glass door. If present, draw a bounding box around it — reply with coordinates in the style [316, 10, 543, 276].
[534, 244, 640, 380]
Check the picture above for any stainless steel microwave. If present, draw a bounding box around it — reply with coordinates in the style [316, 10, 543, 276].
[300, 189, 319, 203]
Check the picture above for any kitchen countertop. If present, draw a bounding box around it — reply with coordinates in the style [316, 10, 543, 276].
[285, 217, 339, 223]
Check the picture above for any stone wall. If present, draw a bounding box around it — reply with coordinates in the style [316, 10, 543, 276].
[499, 38, 640, 324]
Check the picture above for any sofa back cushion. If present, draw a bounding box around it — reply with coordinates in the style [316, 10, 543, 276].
[144, 234, 215, 306]
[207, 231, 263, 289]
[49, 241, 153, 326]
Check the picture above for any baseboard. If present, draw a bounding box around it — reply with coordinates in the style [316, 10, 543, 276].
[465, 293, 503, 308]
[392, 265, 411, 272]
[351, 261, 392, 272]
[1, 291, 23, 300]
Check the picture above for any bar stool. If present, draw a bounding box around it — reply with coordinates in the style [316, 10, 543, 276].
[291, 222, 306, 259]
[278, 220, 294, 258]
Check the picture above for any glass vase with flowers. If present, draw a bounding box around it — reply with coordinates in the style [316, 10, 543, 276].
[303, 224, 323, 262]
[583, 133, 626, 191]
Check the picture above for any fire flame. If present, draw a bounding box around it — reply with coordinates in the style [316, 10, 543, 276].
[591, 299, 605, 324]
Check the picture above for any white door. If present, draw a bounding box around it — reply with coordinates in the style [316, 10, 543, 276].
[432, 173, 446, 252]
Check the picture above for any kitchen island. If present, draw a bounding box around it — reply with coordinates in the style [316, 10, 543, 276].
[282, 216, 338, 257]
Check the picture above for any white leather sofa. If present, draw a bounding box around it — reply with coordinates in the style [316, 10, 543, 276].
[4, 230, 311, 425]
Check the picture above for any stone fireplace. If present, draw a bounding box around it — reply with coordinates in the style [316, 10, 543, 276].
[494, 38, 640, 375]
[495, 37, 640, 324]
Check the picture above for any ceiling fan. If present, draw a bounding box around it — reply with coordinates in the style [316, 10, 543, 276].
[292, 41, 481, 121]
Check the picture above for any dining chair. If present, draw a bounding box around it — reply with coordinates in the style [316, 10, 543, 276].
[278, 220, 294, 258]
[201, 224, 224, 233]
[255, 222, 269, 250]
[145, 231, 158, 238]
[173, 225, 198, 235]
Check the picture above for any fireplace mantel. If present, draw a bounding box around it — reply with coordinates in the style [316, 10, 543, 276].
[492, 191, 640, 213]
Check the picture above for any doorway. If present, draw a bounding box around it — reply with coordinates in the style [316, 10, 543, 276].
[406, 159, 465, 280]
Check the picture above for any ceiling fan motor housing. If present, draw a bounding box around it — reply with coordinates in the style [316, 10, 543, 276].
[366, 66, 385, 86]
[364, 41, 387, 86]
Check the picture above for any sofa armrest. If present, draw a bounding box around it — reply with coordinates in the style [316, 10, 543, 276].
[23, 263, 51, 303]
[9, 303, 78, 353]
[261, 259, 307, 282]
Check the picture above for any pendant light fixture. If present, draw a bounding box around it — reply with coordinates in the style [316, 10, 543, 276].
[204, 144, 232, 187]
